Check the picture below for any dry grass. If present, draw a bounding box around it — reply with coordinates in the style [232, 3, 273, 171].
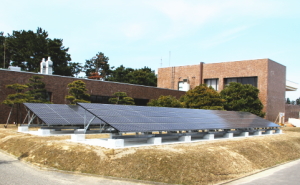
[1, 124, 300, 185]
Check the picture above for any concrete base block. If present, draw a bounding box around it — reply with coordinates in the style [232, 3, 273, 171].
[240, 132, 249, 137]
[38, 129, 54, 135]
[108, 133, 118, 139]
[147, 137, 162, 144]
[265, 130, 273, 135]
[179, 136, 191, 142]
[74, 129, 85, 134]
[288, 118, 300, 127]
[107, 139, 124, 148]
[18, 126, 28, 132]
[254, 131, 262, 136]
[223, 133, 233, 138]
[204, 134, 214, 140]
[275, 129, 283, 134]
[71, 134, 85, 141]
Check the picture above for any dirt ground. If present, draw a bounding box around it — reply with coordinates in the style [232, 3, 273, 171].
[1, 125, 300, 185]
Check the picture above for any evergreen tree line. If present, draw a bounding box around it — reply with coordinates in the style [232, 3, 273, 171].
[64, 80, 135, 105]
[148, 83, 265, 118]
[0, 28, 157, 86]
[83, 52, 157, 86]
[286, 97, 300, 105]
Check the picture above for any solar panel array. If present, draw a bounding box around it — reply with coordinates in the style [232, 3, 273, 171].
[78, 103, 279, 132]
[24, 103, 104, 126]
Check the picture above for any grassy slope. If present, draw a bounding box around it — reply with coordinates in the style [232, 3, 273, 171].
[1, 125, 300, 185]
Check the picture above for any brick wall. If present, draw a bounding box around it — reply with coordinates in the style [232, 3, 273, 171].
[158, 64, 202, 90]
[0, 70, 185, 124]
[285, 104, 300, 122]
[266, 59, 286, 121]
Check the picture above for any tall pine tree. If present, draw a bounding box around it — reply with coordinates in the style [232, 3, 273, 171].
[26, 75, 50, 103]
[65, 80, 90, 104]
[1, 28, 73, 75]
[180, 84, 225, 110]
[220, 82, 265, 117]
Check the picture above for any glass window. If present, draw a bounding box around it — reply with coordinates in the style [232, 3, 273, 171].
[90, 95, 111, 103]
[46, 92, 52, 102]
[204, 78, 219, 91]
[90, 95, 149, 106]
[224, 77, 257, 87]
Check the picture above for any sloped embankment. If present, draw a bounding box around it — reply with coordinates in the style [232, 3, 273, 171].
[1, 125, 300, 185]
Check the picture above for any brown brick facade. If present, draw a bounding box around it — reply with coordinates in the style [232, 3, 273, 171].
[158, 64, 202, 90]
[158, 58, 286, 121]
[285, 104, 300, 122]
[266, 59, 286, 121]
[0, 70, 185, 124]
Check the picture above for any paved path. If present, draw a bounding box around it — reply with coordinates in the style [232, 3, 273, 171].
[0, 151, 153, 185]
[225, 159, 300, 185]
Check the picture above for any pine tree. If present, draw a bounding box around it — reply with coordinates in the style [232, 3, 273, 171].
[65, 80, 90, 104]
[148, 95, 183, 108]
[180, 84, 225, 110]
[296, 98, 300, 105]
[107, 65, 157, 86]
[220, 82, 265, 117]
[109, 92, 135, 105]
[2, 83, 31, 126]
[84, 52, 110, 80]
[1, 28, 73, 75]
[26, 75, 50, 103]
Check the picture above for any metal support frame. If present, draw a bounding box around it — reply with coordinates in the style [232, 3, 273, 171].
[21, 107, 31, 126]
[4, 105, 14, 128]
[23, 107, 37, 127]
[99, 122, 107, 133]
[27, 114, 37, 127]
[83, 116, 96, 134]
[84, 109, 87, 127]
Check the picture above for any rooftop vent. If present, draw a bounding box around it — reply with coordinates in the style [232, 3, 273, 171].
[40, 57, 53, 75]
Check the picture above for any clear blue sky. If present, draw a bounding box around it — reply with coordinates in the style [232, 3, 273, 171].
[2, 0, 300, 100]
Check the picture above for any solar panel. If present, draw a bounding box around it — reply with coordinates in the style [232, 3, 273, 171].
[78, 103, 279, 132]
[24, 103, 104, 126]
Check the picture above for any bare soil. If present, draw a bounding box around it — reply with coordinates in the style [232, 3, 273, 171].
[1, 125, 300, 185]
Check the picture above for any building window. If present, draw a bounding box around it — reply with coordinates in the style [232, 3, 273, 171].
[133, 98, 149, 106]
[90, 95, 111, 104]
[46, 92, 52, 102]
[90, 95, 149, 106]
[204, 79, 219, 91]
[224, 77, 258, 87]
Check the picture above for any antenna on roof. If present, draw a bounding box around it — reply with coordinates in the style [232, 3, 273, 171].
[160, 57, 162, 67]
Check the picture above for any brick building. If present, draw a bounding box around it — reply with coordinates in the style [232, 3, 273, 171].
[158, 58, 292, 121]
[0, 69, 185, 123]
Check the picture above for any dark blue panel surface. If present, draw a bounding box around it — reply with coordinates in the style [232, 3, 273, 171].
[78, 103, 279, 132]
